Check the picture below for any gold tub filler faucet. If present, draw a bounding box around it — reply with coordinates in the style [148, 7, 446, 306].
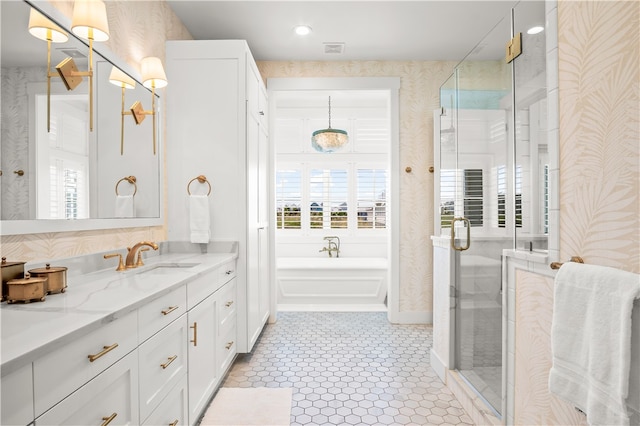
[320, 236, 340, 258]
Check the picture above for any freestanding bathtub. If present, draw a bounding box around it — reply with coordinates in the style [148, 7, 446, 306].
[276, 257, 388, 310]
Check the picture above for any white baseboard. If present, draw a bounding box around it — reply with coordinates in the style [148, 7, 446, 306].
[277, 304, 387, 312]
[391, 310, 432, 324]
[430, 349, 447, 382]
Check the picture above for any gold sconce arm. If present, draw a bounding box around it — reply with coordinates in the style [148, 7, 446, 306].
[110, 58, 167, 156]
[28, 1, 110, 134]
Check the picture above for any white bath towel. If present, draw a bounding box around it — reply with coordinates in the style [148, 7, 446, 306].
[549, 262, 640, 426]
[114, 195, 134, 218]
[189, 194, 210, 243]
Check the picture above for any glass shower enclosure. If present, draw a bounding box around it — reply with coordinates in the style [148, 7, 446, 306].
[437, 1, 547, 416]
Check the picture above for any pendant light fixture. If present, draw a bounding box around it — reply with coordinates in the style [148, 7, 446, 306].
[311, 96, 348, 153]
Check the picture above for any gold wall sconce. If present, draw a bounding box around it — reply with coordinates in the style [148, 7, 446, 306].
[28, 0, 110, 133]
[27, 8, 69, 133]
[110, 57, 167, 156]
[108, 67, 136, 155]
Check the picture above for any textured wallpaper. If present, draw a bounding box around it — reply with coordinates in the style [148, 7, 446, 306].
[514, 270, 589, 426]
[258, 61, 457, 314]
[511, 2, 640, 423]
[0, 0, 192, 262]
[0, 67, 44, 220]
[558, 0, 640, 273]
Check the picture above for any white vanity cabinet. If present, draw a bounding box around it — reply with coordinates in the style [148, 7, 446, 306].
[1, 363, 34, 426]
[1, 253, 238, 426]
[138, 314, 188, 422]
[187, 270, 238, 425]
[36, 351, 139, 426]
[166, 40, 271, 354]
[33, 310, 138, 417]
[143, 375, 188, 426]
[187, 291, 218, 424]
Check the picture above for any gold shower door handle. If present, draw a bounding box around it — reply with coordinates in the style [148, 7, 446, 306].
[450, 217, 471, 251]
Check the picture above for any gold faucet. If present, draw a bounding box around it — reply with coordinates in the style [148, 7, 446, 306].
[125, 241, 158, 268]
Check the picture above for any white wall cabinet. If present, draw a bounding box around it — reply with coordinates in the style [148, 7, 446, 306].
[166, 40, 270, 353]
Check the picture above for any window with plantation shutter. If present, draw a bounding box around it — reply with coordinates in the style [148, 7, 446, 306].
[464, 169, 483, 226]
[275, 169, 302, 229]
[439, 168, 483, 228]
[497, 164, 522, 228]
[42, 105, 89, 220]
[310, 169, 348, 229]
[357, 169, 387, 229]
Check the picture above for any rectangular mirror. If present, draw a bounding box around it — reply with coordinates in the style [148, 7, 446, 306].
[0, 0, 163, 235]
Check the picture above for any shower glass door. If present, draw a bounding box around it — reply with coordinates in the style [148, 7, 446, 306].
[450, 12, 513, 416]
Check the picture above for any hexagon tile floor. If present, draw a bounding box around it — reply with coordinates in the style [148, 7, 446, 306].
[220, 311, 474, 425]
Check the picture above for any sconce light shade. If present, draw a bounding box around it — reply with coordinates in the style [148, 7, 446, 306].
[28, 8, 69, 42]
[141, 57, 168, 89]
[109, 67, 136, 89]
[71, 0, 110, 42]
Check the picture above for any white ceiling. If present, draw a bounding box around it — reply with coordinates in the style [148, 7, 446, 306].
[166, 1, 524, 62]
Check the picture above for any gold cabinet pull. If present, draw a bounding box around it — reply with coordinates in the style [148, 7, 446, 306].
[225, 341, 234, 350]
[101, 413, 117, 426]
[450, 217, 471, 251]
[225, 301, 234, 307]
[88, 343, 119, 362]
[190, 322, 197, 346]
[161, 355, 178, 369]
[169, 420, 179, 426]
[161, 306, 178, 316]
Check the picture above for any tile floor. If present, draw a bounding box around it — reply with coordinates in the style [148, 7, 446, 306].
[221, 311, 474, 425]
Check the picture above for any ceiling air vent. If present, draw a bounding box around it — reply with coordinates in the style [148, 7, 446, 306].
[323, 42, 345, 55]
[58, 48, 87, 59]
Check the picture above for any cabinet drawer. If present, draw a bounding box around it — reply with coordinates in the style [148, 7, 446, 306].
[186, 269, 220, 310]
[1, 363, 34, 426]
[217, 317, 237, 376]
[36, 351, 139, 426]
[34, 310, 137, 417]
[143, 375, 188, 426]
[139, 315, 188, 423]
[139, 286, 187, 343]
[219, 261, 236, 284]
[217, 278, 237, 334]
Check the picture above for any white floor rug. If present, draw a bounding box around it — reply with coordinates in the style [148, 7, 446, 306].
[200, 387, 292, 426]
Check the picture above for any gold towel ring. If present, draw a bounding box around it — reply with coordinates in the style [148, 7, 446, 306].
[115, 176, 137, 196]
[187, 175, 212, 196]
[550, 256, 584, 270]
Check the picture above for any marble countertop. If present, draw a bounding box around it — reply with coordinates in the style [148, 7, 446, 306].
[1, 249, 237, 375]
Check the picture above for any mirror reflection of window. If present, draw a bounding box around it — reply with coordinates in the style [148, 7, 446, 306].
[36, 94, 89, 219]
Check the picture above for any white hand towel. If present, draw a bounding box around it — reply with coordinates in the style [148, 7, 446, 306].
[189, 195, 210, 243]
[549, 262, 640, 426]
[114, 195, 134, 218]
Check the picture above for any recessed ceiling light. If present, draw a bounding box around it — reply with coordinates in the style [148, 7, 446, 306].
[294, 25, 312, 36]
[527, 26, 544, 35]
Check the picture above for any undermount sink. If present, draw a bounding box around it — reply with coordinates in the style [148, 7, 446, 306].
[137, 262, 200, 274]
